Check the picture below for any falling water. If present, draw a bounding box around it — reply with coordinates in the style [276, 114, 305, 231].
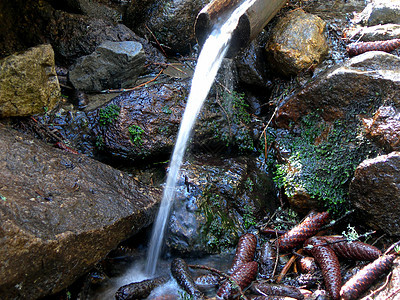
[145, 0, 257, 276]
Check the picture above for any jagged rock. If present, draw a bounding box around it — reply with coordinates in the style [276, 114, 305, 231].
[46, 9, 165, 68]
[349, 152, 400, 235]
[363, 105, 400, 152]
[274, 51, 400, 127]
[127, 0, 211, 55]
[0, 44, 60, 117]
[0, 124, 160, 299]
[359, 0, 400, 26]
[266, 9, 329, 76]
[69, 41, 146, 92]
[345, 24, 400, 42]
[166, 154, 277, 254]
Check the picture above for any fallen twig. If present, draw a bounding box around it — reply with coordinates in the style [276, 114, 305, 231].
[101, 69, 163, 93]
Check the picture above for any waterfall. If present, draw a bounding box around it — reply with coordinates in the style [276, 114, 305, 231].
[145, 0, 257, 276]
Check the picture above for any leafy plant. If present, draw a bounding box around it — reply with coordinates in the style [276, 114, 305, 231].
[128, 125, 144, 145]
[98, 104, 120, 125]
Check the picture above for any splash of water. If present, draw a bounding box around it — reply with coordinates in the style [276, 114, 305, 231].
[145, 0, 256, 276]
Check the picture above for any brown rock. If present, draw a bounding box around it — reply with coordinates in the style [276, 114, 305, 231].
[349, 152, 400, 235]
[0, 44, 60, 117]
[274, 51, 400, 128]
[363, 105, 400, 152]
[266, 9, 329, 76]
[0, 124, 160, 299]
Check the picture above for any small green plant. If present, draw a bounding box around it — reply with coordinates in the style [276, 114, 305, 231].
[0, 194, 6, 201]
[98, 104, 120, 125]
[128, 125, 144, 145]
[162, 105, 172, 114]
[342, 224, 360, 242]
[394, 245, 400, 255]
[95, 136, 104, 150]
[179, 291, 193, 300]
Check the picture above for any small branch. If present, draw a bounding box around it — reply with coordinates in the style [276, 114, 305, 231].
[145, 24, 168, 57]
[101, 69, 163, 93]
[276, 249, 303, 283]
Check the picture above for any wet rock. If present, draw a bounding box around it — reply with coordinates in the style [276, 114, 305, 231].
[46, 9, 165, 68]
[359, 0, 400, 26]
[235, 34, 271, 88]
[90, 79, 189, 161]
[166, 155, 277, 254]
[0, 44, 60, 117]
[274, 51, 400, 127]
[345, 24, 400, 42]
[266, 9, 329, 76]
[363, 105, 400, 152]
[0, 124, 160, 299]
[69, 41, 146, 92]
[128, 0, 211, 55]
[349, 152, 400, 235]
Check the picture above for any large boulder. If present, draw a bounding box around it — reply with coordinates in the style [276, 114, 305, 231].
[0, 44, 60, 117]
[349, 152, 400, 235]
[274, 51, 400, 127]
[266, 9, 329, 76]
[69, 41, 146, 92]
[0, 125, 160, 299]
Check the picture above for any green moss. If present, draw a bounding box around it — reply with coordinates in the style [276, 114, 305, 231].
[162, 105, 172, 114]
[273, 113, 377, 214]
[219, 91, 255, 153]
[128, 125, 144, 146]
[98, 104, 120, 126]
[198, 186, 240, 253]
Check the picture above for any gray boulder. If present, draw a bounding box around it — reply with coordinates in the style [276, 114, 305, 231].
[69, 41, 146, 92]
[0, 44, 60, 117]
[350, 152, 400, 235]
[0, 125, 160, 299]
[359, 0, 400, 26]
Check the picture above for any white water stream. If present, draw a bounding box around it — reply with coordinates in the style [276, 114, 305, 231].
[145, 0, 257, 276]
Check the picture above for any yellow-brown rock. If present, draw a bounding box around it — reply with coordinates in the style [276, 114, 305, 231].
[0, 44, 60, 117]
[266, 9, 329, 76]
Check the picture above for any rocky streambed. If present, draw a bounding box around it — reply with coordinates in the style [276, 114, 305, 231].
[1, 0, 400, 299]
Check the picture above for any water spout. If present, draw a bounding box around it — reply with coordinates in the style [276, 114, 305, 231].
[195, 0, 287, 57]
[145, 0, 286, 276]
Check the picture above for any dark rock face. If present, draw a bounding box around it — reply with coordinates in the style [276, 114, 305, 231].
[349, 152, 400, 236]
[0, 125, 160, 299]
[127, 0, 211, 55]
[69, 41, 146, 92]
